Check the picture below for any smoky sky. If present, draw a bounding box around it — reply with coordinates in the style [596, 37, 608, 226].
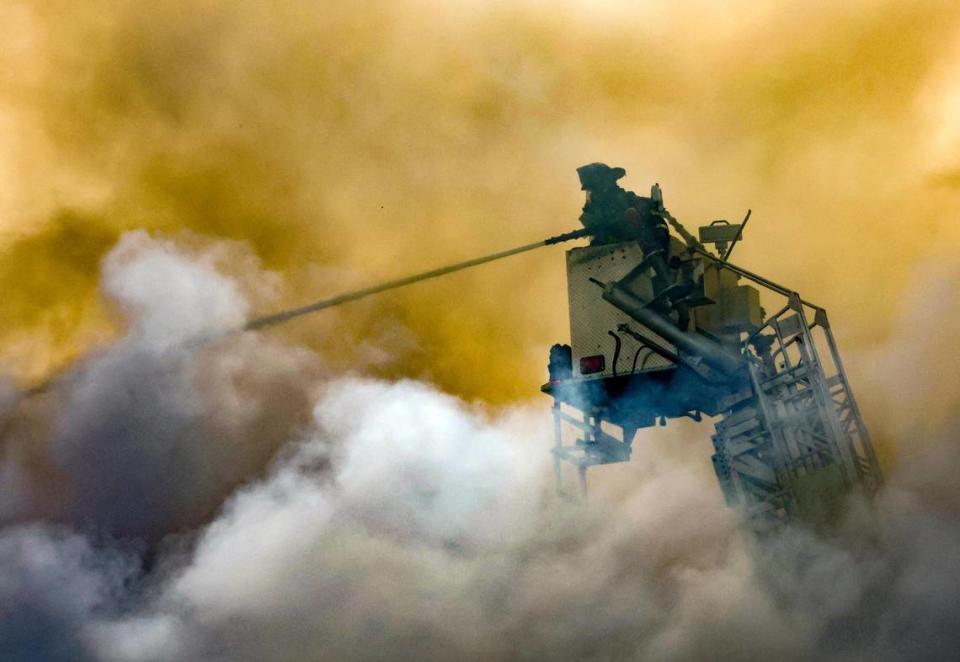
[2, 1, 960, 661]
[3, 0, 960, 405]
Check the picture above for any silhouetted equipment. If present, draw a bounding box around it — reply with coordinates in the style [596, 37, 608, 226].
[11, 163, 882, 533]
[545, 164, 882, 532]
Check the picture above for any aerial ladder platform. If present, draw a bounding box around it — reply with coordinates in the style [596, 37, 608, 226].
[543, 204, 883, 533]
[13, 165, 882, 533]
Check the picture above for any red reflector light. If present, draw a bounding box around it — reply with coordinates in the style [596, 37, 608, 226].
[579, 354, 605, 374]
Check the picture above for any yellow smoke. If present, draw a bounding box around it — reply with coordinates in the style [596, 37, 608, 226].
[2, 0, 960, 431]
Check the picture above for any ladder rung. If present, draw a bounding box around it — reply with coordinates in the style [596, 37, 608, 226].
[825, 374, 844, 389]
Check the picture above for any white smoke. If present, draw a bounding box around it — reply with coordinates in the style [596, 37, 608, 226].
[80, 375, 748, 662]
[0, 524, 136, 661]
[2, 231, 319, 540]
[100, 230, 251, 348]
[124, 378, 551, 661]
[1, 233, 959, 661]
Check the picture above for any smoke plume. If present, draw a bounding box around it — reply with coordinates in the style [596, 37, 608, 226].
[2, 1, 960, 660]
[0, 232, 957, 661]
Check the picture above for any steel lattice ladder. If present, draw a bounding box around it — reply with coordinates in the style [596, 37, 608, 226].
[548, 253, 883, 532]
[711, 292, 883, 532]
